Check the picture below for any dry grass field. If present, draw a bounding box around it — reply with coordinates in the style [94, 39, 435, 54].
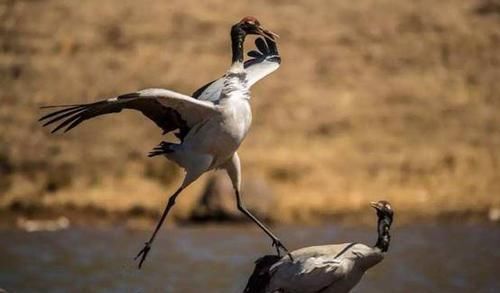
[1, 0, 499, 224]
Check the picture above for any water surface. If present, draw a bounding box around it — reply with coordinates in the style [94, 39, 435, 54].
[0, 223, 499, 292]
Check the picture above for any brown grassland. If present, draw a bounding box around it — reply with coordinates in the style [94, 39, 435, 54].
[1, 0, 499, 224]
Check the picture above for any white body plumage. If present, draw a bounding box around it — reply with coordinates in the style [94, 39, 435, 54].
[167, 66, 252, 175]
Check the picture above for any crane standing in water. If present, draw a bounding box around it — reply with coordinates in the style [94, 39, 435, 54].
[244, 200, 394, 293]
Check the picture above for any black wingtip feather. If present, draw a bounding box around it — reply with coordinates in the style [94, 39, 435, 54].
[49, 110, 85, 133]
[255, 38, 268, 53]
[39, 105, 84, 121]
[247, 50, 262, 58]
[148, 141, 174, 157]
[148, 152, 161, 157]
[244, 255, 282, 293]
[63, 115, 86, 133]
[39, 104, 86, 109]
[42, 107, 86, 126]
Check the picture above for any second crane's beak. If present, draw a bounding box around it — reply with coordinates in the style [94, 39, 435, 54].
[370, 201, 380, 210]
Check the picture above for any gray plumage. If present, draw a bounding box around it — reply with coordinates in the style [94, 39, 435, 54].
[244, 201, 394, 293]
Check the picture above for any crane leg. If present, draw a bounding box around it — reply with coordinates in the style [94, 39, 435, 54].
[134, 153, 212, 269]
[134, 186, 183, 269]
[223, 153, 293, 260]
[235, 189, 293, 261]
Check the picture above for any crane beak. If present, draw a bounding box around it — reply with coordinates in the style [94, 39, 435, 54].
[370, 202, 380, 210]
[256, 26, 279, 42]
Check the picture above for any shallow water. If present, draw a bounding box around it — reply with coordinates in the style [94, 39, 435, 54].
[0, 223, 499, 292]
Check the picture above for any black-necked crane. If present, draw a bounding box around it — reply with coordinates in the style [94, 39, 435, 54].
[39, 16, 288, 269]
[244, 200, 394, 293]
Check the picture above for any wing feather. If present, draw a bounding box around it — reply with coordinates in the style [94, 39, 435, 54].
[265, 244, 358, 292]
[244, 37, 281, 87]
[192, 37, 281, 103]
[39, 88, 217, 137]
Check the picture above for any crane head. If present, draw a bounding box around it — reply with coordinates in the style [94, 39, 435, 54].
[237, 16, 279, 42]
[370, 200, 394, 219]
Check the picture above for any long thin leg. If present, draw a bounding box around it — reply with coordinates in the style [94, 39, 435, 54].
[134, 186, 183, 269]
[235, 189, 293, 260]
[224, 153, 293, 260]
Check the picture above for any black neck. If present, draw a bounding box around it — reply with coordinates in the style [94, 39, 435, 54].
[374, 214, 392, 252]
[230, 25, 246, 64]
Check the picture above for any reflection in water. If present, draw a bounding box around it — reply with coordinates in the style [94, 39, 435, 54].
[0, 223, 499, 292]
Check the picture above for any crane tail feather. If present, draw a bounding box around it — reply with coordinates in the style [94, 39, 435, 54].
[244, 255, 282, 293]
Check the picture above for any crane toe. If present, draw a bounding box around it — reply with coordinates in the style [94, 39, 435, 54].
[134, 241, 152, 269]
[272, 239, 293, 261]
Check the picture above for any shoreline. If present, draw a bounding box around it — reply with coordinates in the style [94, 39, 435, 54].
[1, 204, 498, 231]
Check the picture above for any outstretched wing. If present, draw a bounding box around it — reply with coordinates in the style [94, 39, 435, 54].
[39, 88, 217, 139]
[192, 37, 281, 103]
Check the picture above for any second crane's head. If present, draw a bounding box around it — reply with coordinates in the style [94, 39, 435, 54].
[370, 200, 394, 225]
[231, 16, 279, 43]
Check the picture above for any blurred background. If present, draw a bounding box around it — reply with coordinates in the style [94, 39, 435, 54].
[1, 0, 499, 292]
